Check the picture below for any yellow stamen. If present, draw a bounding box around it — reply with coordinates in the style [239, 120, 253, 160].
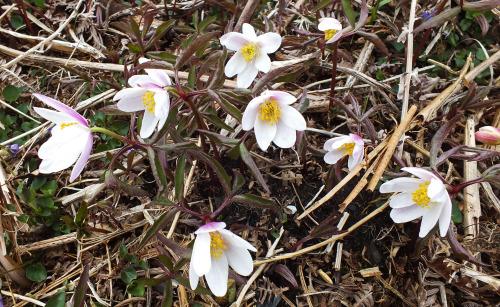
[240, 43, 258, 62]
[60, 122, 77, 129]
[412, 181, 431, 208]
[324, 29, 337, 40]
[142, 91, 156, 113]
[339, 142, 355, 156]
[258, 98, 281, 124]
[210, 232, 226, 259]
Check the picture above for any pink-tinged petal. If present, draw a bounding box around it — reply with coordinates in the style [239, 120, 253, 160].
[419, 204, 443, 238]
[257, 32, 282, 54]
[323, 136, 349, 151]
[438, 197, 452, 237]
[189, 261, 199, 290]
[139, 111, 159, 138]
[128, 74, 155, 87]
[318, 18, 342, 31]
[225, 52, 247, 77]
[34, 107, 78, 125]
[348, 143, 364, 170]
[389, 193, 414, 209]
[273, 121, 296, 148]
[350, 133, 364, 146]
[242, 96, 266, 131]
[192, 232, 211, 276]
[204, 254, 228, 297]
[401, 167, 437, 181]
[242, 23, 257, 40]
[254, 53, 271, 73]
[195, 222, 227, 234]
[220, 32, 249, 51]
[266, 90, 296, 105]
[324, 149, 344, 165]
[280, 105, 306, 131]
[69, 132, 93, 182]
[220, 229, 256, 252]
[475, 126, 500, 145]
[380, 177, 423, 193]
[33, 94, 88, 127]
[236, 64, 258, 88]
[254, 119, 277, 151]
[225, 246, 253, 276]
[390, 205, 425, 223]
[154, 91, 170, 119]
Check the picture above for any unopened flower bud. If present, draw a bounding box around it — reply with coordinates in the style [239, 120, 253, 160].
[475, 126, 500, 145]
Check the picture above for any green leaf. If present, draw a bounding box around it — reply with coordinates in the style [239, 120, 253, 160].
[30, 177, 47, 191]
[127, 43, 142, 54]
[197, 15, 217, 32]
[26, 262, 47, 282]
[74, 264, 90, 307]
[138, 209, 178, 249]
[174, 156, 186, 200]
[33, 0, 45, 8]
[186, 150, 232, 195]
[127, 279, 146, 296]
[239, 144, 270, 193]
[175, 31, 219, 69]
[40, 180, 58, 196]
[74, 203, 88, 227]
[314, 0, 332, 11]
[121, 266, 138, 285]
[342, 0, 357, 26]
[161, 279, 173, 307]
[451, 200, 463, 224]
[45, 290, 66, 307]
[10, 14, 24, 30]
[3, 85, 23, 102]
[232, 194, 278, 212]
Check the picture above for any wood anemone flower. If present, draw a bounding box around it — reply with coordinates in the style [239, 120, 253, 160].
[242, 90, 306, 151]
[379, 167, 452, 238]
[33, 94, 93, 182]
[113, 58, 171, 138]
[323, 133, 364, 171]
[475, 126, 500, 145]
[189, 222, 256, 297]
[318, 17, 343, 44]
[220, 23, 282, 89]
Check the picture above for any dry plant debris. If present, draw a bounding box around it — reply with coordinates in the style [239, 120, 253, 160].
[0, 0, 499, 306]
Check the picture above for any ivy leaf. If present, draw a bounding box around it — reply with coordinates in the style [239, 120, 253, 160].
[45, 290, 66, 307]
[121, 266, 138, 285]
[3, 85, 23, 102]
[26, 262, 47, 282]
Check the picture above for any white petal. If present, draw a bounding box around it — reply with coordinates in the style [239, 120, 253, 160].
[34, 107, 77, 125]
[266, 90, 296, 105]
[401, 167, 437, 181]
[113, 87, 147, 101]
[128, 75, 155, 87]
[427, 178, 446, 200]
[280, 105, 306, 131]
[145, 68, 172, 87]
[347, 144, 364, 170]
[154, 91, 170, 119]
[323, 136, 351, 151]
[379, 177, 422, 193]
[225, 246, 253, 276]
[139, 111, 159, 138]
[389, 193, 415, 209]
[323, 149, 344, 165]
[254, 53, 271, 73]
[438, 197, 452, 237]
[220, 32, 249, 51]
[116, 90, 147, 113]
[242, 23, 257, 40]
[257, 33, 282, 54]
[225, 52, 247, 77]
[236, 64, 258, 89]
[273, 121, 296, 148]
[33, 94, 87, 126]
[254, 119, 277, 151]
[38, 133, 86, 173]
[318, 18, 342, 31]
[419, 204, 443, 238]
[204, 254, 229, 297]
[192, 233, 211, 276]
[220, 229, 256, 252]
[390, 205, 425, 223]
[196, 222, 227, 234]
[189, 261, 199, 290]
[69, 133, 93, 182]
[326, 31, 343, 44]
[242, 96, 266, 131]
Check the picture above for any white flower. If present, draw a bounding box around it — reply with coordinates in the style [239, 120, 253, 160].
[33, 94, 93, 182]
[113, 58, 171, 138]
[189, 222, 256, 297]
[241, 90, 306, 151]
[323, 133, 364, 171]
[318, 17, 343, 44]
[220, 23, 282, 88]
[379, 167, 452, 238]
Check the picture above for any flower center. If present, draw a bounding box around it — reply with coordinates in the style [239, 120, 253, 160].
[412, 181, 431, 208]
[240, 43, 258, 62]
[60, 122, 78, 129]
[324, 29, 337, 40]
[142, 91, 156, 113]
[258, 98, 281, 124]
[210, 232, 226, 259]
[339, 142, 355, 156]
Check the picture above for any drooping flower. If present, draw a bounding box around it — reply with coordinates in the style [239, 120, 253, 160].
[475, 126, 500, 145]
[318, 17, 342, 44]
[379, 167, 452, 238]
[220, 23, 282, 89]
[113, 58, 171, 138]
[33, 94, 93, 182]
[189, 222, 256, 297]
[323, 133, 364, 171]
[241, 90, 306, 151]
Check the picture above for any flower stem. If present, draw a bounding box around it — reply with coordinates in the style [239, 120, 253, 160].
[90, 127, 129, 144]
[449, 177, 485, 196]
[329, 41, 339, 112]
